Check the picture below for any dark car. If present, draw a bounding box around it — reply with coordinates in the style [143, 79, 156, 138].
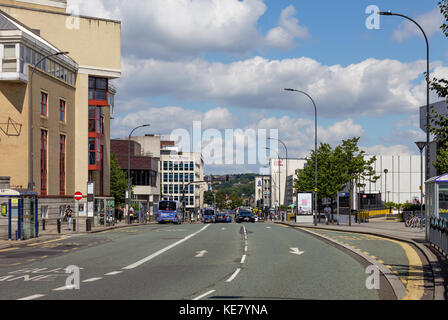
[236, 209, 255, 223]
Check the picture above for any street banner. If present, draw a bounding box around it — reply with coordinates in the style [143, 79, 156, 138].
[297, 193, 313, 215]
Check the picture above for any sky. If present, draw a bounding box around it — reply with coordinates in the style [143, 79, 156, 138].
[67, 0, 448, 174]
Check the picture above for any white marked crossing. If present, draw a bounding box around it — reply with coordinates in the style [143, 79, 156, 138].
[105, 271, 123, 276]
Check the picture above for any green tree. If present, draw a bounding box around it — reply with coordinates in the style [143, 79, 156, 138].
[294, 138, 379, 220]
[428, 1, 448, 172]
[204, 191, 215, 206]
[216, 191, 227, 210]
[229, 192, 243, 210]
[110, 154, 128, 207]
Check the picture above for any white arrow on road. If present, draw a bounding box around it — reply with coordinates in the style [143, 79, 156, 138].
[195, 250, 208, 258]
[290, 248, 305, 255]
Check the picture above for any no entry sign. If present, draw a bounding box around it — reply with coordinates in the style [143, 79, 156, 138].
[74, 192, 83, 201]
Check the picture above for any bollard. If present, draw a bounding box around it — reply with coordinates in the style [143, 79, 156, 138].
[57, 219, 61, 234]
[86, 218, 92, 232]
[73, 219, 76, 232]
[42, 219, 46, 231]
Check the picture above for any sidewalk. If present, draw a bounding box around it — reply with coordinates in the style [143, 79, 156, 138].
[0, 219, 157, 250]
[288, 216, 426, 242]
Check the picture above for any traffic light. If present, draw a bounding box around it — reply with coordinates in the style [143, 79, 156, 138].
[226, 175, 230, 182]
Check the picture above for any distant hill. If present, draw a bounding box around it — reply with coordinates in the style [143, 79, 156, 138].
[206, 173, 256, 198]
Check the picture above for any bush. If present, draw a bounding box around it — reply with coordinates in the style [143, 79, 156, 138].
[401, 202, 423, 212]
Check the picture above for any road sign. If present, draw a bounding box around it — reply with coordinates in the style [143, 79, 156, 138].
[74, 192, 83, 201]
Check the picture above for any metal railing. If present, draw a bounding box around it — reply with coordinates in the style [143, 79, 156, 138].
[429, 217, 448, 256]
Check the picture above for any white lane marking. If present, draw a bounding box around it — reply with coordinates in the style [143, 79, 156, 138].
[266, 226, 271, 229]
[226, 268, 241, 282]
[193, 290, 216, 301]
[221, 228, 226, 230]
[240, 255, 246, 264]
[105, 271, 123, 276]
[123, 225, 210, 270]
[53, 285, 76, 291]
[195, 250, 208, 258]
[83, 277, 102, 283]
[289, 248, 305, 255]
[18, 294, 45, 300]
[244, 246, 248, 252]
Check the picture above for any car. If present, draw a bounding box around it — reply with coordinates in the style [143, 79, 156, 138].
[236, 208, 256, 223]
[215, 213, 227, 223]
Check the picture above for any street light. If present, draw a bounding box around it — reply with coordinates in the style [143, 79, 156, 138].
[379, 11, 430, 181]
[284, 88, 318, 226]
[266, 147, 281, 215]
[28, 51, 70, 191]
[269, 138, 288, 205]
[384, 169, 389, 204]
[415, 141, 426, 214]
[127, 124, 150, 224]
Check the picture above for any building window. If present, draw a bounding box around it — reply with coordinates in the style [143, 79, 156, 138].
[40, 92, 48, 116]
[88, 137, 102, 170]
[88, 106, 102, 134]
[59, 99, 66, 122]
[179, 162, 183, 171]
[190, 162, 194, 171]
[163, 161, 168, 171]
[163, 173, 168, 182]
[163, 185, 168, 194]
[60, 135, 66, 195]
[41, 130, 48, 196]
[89, 77, 108, 102]
[2, 44, 17, 72]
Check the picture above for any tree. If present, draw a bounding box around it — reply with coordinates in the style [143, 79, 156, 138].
[204, 191, 215, 206]
[428, 1, 448, 172]
[294, 138, 379, 223]
[216, 191, 227, 210]
[229, 192, 243, 210]
[110, 154, 128, 207]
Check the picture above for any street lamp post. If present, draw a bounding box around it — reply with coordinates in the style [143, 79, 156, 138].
[28, 51, 69, 191]
[284, 88, 318, 226]
[127, 124, 150, 224]
[269, 138, 288, 220]
[379, 11, 430, 181]
[415, 142, 426, 214]
[266, 147, 281, 217]
[384, 169, 389, 204]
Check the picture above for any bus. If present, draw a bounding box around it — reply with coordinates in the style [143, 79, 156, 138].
[202, 207, 216, 223]
[157, 200, 183, 224]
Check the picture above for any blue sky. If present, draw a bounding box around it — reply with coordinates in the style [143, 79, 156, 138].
[71, 0, 447, 174]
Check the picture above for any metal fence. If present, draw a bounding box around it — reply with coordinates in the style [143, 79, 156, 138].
[429, 217, 448, 256]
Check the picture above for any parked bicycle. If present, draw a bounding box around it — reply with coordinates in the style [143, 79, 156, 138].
[405, 213, 425, 229]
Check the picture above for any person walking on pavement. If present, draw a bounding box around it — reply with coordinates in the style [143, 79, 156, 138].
[65, 205, 73, 230]
[324, 204, 331, 225]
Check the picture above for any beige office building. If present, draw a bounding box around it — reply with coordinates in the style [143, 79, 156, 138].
[0, 0, 121, 218]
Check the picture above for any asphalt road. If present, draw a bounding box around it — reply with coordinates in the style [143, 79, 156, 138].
[0, 222, 398, 300]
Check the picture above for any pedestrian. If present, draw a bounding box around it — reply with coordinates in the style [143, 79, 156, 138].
[64, 205, 73, 230]
[324, 205, 331, 225]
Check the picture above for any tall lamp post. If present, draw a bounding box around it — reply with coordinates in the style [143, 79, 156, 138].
[379, 11, 430, 181]
[284, 88, 318, 226]
[28, 51, 69, 191]
[415, 142, 426, 213]
[384, 169, 389, 204]
[127, 124, 151, 224]
[266, 147, 281, 215]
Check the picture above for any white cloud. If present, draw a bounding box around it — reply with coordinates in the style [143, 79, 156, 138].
[363, 144, 414, 156]
[117, 56, 448, 118]
[392, 7, 443, 42]
[266, 5, 310, 50]
[68, 0, 267, 59]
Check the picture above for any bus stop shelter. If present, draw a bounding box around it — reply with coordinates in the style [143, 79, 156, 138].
[425, 173, 448, 253]
[0, 189, 38, 241]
